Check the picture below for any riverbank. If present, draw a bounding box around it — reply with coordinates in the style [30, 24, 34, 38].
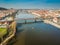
[44, 20, 60, 29]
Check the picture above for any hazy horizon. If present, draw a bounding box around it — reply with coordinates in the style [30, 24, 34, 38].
[0, 0, 60, 9]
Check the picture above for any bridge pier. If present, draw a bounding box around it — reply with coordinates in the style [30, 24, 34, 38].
[25, 20, 26, 24]
[35, 19, 36, 22]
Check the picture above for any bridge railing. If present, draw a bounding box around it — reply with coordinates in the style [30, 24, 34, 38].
[15, 17, 42, 20]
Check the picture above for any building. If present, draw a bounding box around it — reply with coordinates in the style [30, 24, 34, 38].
[53, 16, 60, 24]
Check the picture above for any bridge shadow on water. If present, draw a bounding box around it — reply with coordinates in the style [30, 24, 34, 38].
[16, 23, 24, 35]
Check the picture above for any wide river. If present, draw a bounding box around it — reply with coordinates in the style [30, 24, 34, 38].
[11, 12, 60, 45]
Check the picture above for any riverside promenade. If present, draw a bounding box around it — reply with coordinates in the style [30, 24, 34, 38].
[44, 20, 60, 29]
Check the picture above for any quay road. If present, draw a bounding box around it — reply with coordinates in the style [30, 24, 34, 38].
[10, 22, 60, 45]
[44, 20, 60, 29]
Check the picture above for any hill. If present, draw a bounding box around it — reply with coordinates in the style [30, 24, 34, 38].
[0, 7, 8, 10]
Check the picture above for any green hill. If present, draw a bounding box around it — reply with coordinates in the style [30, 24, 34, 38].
[0, 7, 8, 10]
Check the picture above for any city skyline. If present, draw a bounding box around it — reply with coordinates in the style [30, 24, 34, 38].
[0, 0, 60, 9]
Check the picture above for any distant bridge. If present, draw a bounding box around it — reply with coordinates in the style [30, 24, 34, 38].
[15, 17, 43, 24]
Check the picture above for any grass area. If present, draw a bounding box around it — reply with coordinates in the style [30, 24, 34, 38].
[0, 28, 7, 38]
[0, 28, 7, 31]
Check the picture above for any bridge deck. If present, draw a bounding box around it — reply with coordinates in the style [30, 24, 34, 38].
[15, 18, 42, 20]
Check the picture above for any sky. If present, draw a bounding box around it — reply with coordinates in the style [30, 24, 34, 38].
[0, 0, 60, 9]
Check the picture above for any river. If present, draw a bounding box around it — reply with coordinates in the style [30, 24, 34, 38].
[10, 12, 60, 45]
